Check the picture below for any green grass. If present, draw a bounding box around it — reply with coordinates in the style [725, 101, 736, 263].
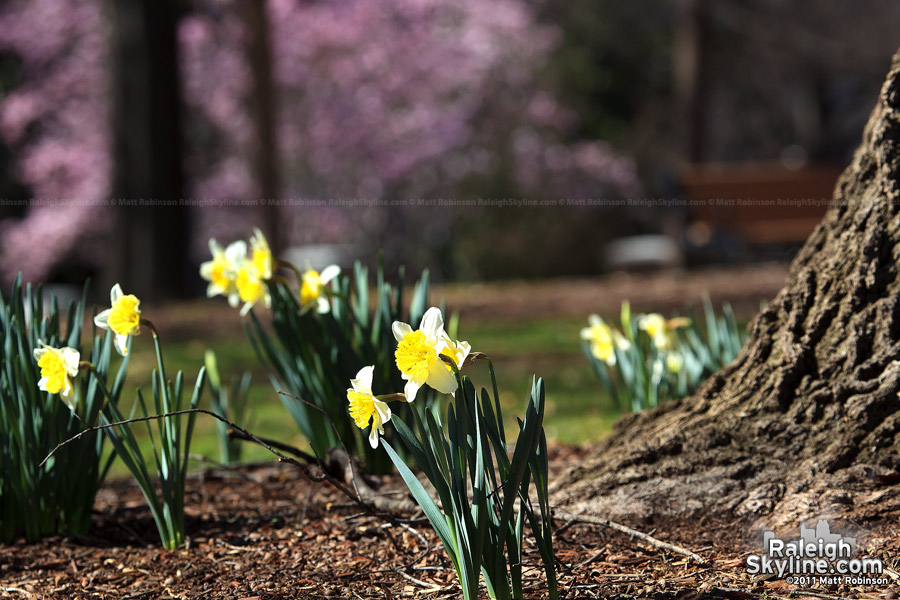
[101, 314, 621, 478]
[459, 316, 620, 445]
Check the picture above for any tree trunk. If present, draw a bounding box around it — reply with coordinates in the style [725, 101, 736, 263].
[556, 48, 900, 530]
[106, 0, 191, 301]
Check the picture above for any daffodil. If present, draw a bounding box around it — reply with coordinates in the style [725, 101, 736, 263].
[200, 239, 246, 306]
[347, 365, 393, 448]
[94, 284, 141, 356]
[665, 352, 683, 373]
[580, 315, 628, 365]
[637, 313, 691, 350]
[299, 265, 341, 314]
[392, 307, 457, 401]
[440, 333, 472, 372]
[250, 228, 273, 280]
[33, 341, 80, 411]
[235, 262, 271, 316]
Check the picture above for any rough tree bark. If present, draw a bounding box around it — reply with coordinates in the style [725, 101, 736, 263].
[556, 49, 900, 530]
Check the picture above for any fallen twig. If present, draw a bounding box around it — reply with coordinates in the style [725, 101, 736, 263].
[328, 448, 417, 513]
[227, 429, 320, 464]
[573, 547, 606, 569]
[553, 509, 709, 566]
[392, 567, 445, 591]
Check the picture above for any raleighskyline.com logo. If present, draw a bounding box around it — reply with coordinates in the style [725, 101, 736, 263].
[746, 520, 888, 587]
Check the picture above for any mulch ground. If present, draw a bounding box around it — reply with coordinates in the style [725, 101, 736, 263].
[3, 446, 898, 599]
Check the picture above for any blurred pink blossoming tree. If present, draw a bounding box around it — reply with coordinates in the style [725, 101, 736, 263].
[0, 0, 638, 283]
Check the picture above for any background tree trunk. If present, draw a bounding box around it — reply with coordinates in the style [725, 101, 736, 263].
[106, 0, 191, 301]
[556, 48, 900, 530]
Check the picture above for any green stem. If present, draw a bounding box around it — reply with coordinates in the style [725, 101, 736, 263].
[276, 258, 304, 285]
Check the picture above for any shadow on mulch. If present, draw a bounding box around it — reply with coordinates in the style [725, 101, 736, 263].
[2, 451, 898, 599]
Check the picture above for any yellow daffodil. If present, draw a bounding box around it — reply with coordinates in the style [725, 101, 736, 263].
[580, 315, 628, 365]
[637, 313, 691, 350]
[235, 263, 271, 316]
[250, 228, 273, 280]
[347, 365, 393, 448]
[33, 341, 80, 410]
[94, 284, 141, 356]
[299, 265, 341, 314]
[200, 239, 246, 306]
[392, 307, 457, 401]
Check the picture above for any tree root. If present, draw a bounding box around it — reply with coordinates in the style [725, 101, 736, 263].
[553, 509, 710, 566]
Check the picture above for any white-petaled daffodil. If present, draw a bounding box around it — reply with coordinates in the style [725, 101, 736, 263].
[199, 238, 247, 307]
[299, 265, 341, 314]
[392, 307, 457, 401]
[33, 341, 81, 410]
[347, 365, 393, 449]
[637, 313, 691, 350]
[94, 284, 141, 356]
[580, 314, 628, 365]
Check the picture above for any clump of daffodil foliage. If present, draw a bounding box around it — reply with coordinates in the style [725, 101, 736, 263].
[348, 306, 556, 600]
[581, 298, 748, 413]
[90, 283, 207, 550]
[204, 349, 252, 465]
[31, 282, 206, 550]
[201, 228, 435, 472]
[0, 275, 129, 542]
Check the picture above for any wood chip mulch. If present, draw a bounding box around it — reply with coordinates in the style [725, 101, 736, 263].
[2, 446, 898, 599]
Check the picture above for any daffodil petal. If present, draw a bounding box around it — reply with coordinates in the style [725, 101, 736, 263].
[426, 358, 458, 395]
[199, 261, 214, 279]
[455, 340, 471, 367]
[94, 309, 111, 329]
[320, 264, 341, 284]
[373, 399, 391, 425]
[225, 240, 248, 263]
[114, 333, 129, 357]
[392, 321, 413, 342]
[110, 283, 123, 305]
[352, 366, 375, 394]
[419, 307, 444, 340]
[33, 345, 46, 362]
[316, 296, 330, 314]
[403, 379, 421, 402]
[62, 347, 80, 375]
